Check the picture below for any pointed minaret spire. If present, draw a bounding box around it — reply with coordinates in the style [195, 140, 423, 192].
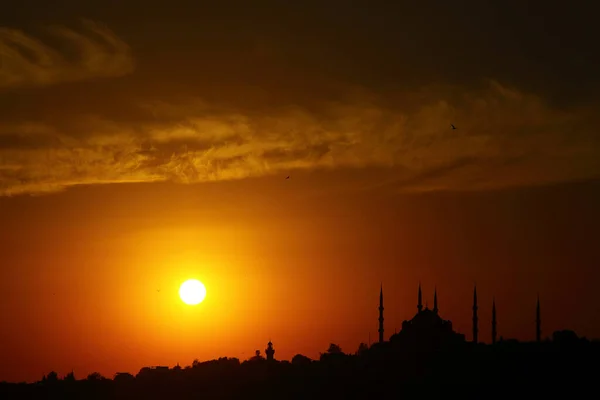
[472, 285, 479, 344]
[417, 282, 423, 313]
[492, 297, 497, 345]
[433, 287, 439, 314]
[378, 284, 384, 343]
[536, 294, 541, 343]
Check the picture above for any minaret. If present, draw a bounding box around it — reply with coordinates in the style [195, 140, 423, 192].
[491, 297, 497, 345]
[433, 287, 439, 314]
[536, 294, 541, 343]
[378, 284, 384, 343]
[417, 282, 423, 313]
[472, 285, 478, 344]
[265, 340, 275, 361]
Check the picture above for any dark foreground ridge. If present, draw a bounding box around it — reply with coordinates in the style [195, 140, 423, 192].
[2, 337, 599, 399]
[2, 285, 599, 398]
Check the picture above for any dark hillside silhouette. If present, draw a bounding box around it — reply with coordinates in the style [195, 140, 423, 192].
[1, 284, 599, 398]
[1, 336, 598, 398]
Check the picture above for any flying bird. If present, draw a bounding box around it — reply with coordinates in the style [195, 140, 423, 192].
[286, 176, 290, 180]
[451, 124, 457, 130]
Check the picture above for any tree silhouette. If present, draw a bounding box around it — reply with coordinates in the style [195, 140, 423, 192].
[3, 328, 600, 398]
[45, 371, 58, 383]
[320, 343, 346, 362]
[114, 372, 134, 383]
[355, 342, 369, 356]
[63, 371, 76, 382]
[327, 343, 343, 354]
[86, 372, 104, 381]
[249, 350, 265, 362]
[292, 354, 312, 366]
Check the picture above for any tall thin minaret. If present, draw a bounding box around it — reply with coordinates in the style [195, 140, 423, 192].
[492, 297, 497, 345]
[378, 284, 384, 343]
[433, 287, 439, 314]
[472, 285, 479, 344]
[536, 294, 541, 343]
[417, 282, 423, 313]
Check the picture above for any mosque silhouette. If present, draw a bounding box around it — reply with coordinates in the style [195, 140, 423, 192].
[373, 283, 542, 350]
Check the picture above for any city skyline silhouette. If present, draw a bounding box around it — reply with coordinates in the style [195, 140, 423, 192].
[2, 0, 600, 395]
[2, 282, 598, 397]
[0, 280, 594, 385]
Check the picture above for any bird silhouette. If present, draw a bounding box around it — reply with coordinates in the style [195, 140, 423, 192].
[286, 176, 290, 180]
[451, 124, 457, 130]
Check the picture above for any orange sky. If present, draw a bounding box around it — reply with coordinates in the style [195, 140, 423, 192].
[1, 0, 600, 383]
[2, 174, 600, 382]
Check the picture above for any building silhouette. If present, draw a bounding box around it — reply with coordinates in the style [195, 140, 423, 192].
[389, 284, 466, 349]
[378, 284, 384, 343]
[473, 285, 479, 344]
[492, 297, 497, 344]
[536, 295, 541, 343]
[379, 284, 542, 347]
[265, 341, 275, 361]
[417, 282, 423, 313]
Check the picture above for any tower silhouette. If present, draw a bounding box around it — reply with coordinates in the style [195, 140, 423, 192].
[492, 297, 497, 344]
[417, 282, 423, 313]
[536, 295, 541, 343]
[433, 287, 438, 314]
[472, 285, 478, 344]
[265, 341, 275, 361]
[378, 284, 384, 343]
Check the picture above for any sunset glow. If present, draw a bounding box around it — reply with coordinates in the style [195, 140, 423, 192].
[179, 279, 207, 305]
[1, 1, 600, 386]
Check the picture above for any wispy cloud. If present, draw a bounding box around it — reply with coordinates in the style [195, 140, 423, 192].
[0, 19, 134, 89]
[0, 81, 599, 196]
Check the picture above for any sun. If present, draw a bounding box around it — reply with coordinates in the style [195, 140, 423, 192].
[179, 279, 207, 305]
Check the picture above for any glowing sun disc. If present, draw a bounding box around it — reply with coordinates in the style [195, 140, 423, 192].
[179, 279, 207, 305]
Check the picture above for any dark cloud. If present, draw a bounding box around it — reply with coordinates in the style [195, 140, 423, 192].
[0, 19, 134, 89]
[5, 1, 598, 101]
[0, 2, 599, 195]
[0, 79, 598, 196]
[0, 131, 62, 150]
